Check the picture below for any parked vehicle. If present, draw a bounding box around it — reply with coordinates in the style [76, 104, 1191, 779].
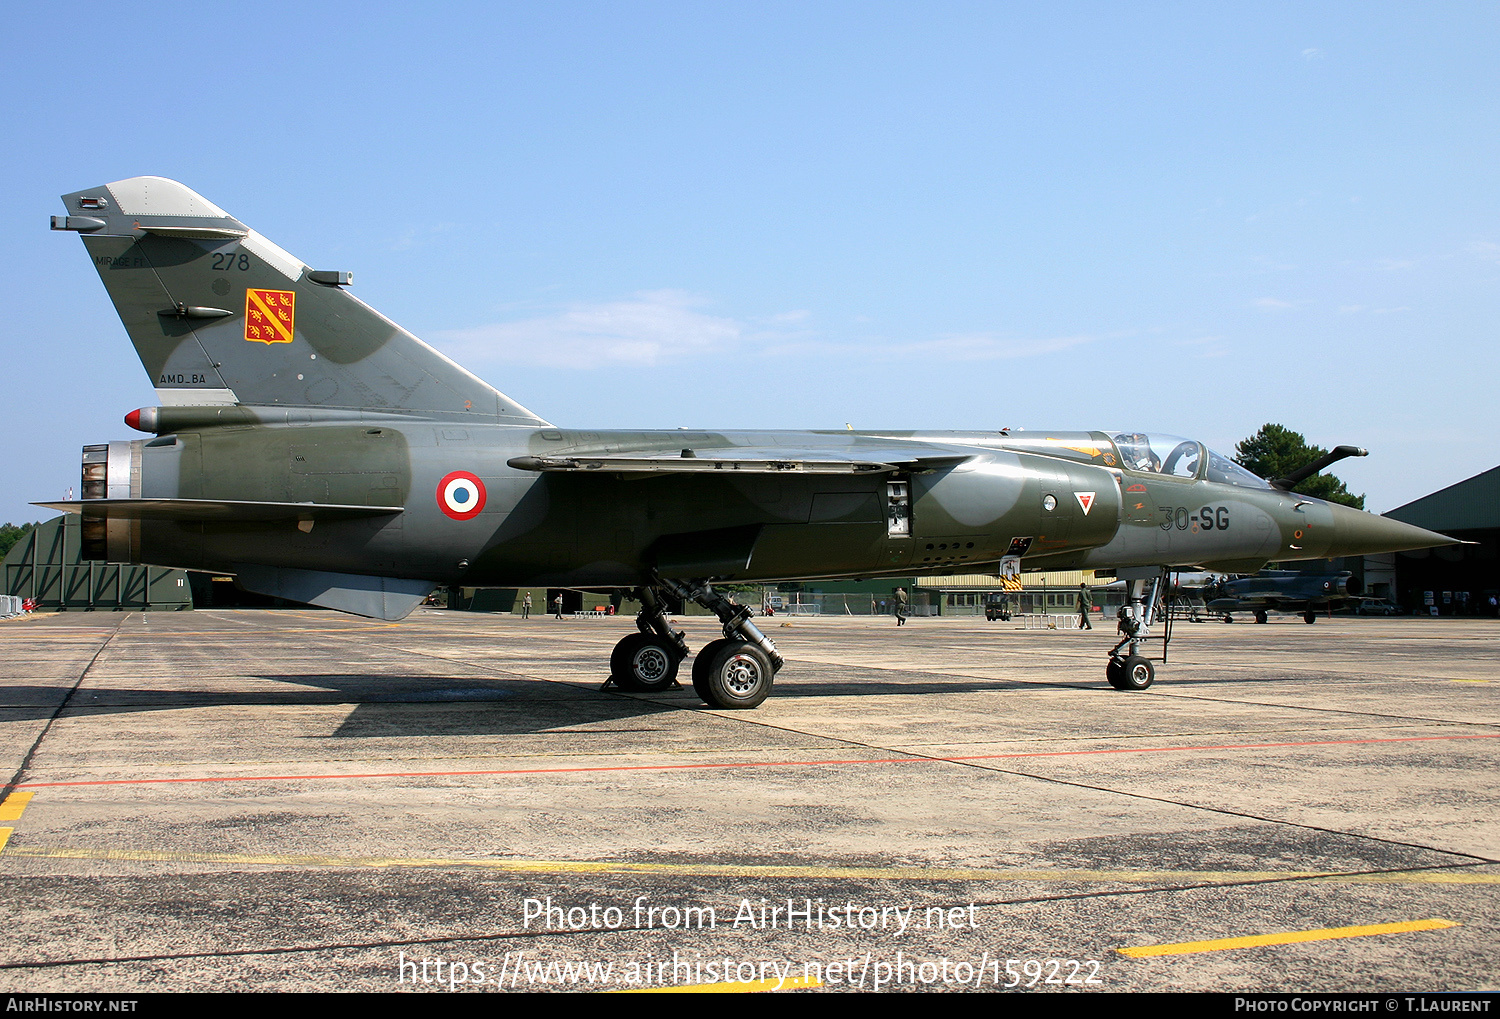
[984, 595, 1012, 622]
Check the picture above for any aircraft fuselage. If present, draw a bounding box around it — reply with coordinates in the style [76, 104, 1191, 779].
[85, 417, 1419, 591]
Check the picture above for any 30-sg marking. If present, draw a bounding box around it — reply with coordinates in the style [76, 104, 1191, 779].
[1160, 506, 1231, 531]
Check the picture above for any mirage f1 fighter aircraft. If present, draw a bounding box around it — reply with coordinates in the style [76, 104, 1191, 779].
[1205, 570, 1364, 624]
[42, 178, 1454, 705]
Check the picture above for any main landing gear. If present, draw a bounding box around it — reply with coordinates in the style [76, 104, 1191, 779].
[607, 578, 784, 709]
[1106, 567, 1173, 691]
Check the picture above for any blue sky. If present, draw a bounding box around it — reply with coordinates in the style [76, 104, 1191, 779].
[4, 2, 1497, 521]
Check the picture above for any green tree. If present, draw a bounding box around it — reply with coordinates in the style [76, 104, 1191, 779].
[1234, 424, 1365, 509]
[0, 522, 39, 560]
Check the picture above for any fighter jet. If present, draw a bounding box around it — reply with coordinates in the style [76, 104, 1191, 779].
[41, 178, 1455, 703]
[1206, 570, 1362, 624]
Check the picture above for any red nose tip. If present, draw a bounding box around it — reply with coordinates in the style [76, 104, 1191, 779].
[125, 409, 145, 432]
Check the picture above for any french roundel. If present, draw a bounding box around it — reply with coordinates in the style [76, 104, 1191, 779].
[437, 471, 486, 520]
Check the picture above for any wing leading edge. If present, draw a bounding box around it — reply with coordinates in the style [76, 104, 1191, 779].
[508, 442, 975, 476]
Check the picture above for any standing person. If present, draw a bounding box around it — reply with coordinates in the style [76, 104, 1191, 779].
[1077, 583, 1093, 629]
[895, 586, 909, 626]
[553, 593, 564, 619]
[521, 591, 531, 619]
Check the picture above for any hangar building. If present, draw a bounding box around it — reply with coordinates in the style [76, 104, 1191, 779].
[1383, 465, 1500, 616]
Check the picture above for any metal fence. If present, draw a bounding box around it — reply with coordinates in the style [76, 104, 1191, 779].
[1018, 613, 1081, 630]
[766, 594, 938, 617]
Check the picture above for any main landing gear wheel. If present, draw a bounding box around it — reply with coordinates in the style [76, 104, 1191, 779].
[1107, 655, 1154, 691]
[696, 640, 774, 709]
[691, 638, 733, 702]
[1303, 610, 1317, 624]
[610, 632, 681, 692]
[1254, 609, 1268, 624]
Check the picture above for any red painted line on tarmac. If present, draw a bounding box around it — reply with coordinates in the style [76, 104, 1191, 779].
[13, 733, 1499, 791]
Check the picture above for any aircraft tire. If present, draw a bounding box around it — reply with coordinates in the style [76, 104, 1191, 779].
[1111, 655, 1154, 691]
[691, 638, 733, 701]
[698, 641, 774, 709]
[610, 633, 681, 692]
[1222, 614, 1233, 623]
[1105, 657, 1125, 688]
[1303, 610, 1316, 624]
[1254, 610, 1268, 624]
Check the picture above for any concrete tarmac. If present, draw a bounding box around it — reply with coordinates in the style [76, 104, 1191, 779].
[0, 608, 1494, 993]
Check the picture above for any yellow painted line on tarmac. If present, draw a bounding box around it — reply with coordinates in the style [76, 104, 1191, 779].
[1118, 918, 1459, 958]
[616, 975, 821, 993]
[0, 829, 11, 854]
[3, 845, 1497, 886]
[0, 792, 34, 821]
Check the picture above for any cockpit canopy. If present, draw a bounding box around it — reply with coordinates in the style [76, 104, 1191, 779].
[1110, 432, 1199, 477]
[1107, 431, 1273, 489]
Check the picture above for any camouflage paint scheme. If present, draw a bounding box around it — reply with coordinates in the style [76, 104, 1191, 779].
[1206, 570, 1363, 623]
[43, 178, 1451, 658]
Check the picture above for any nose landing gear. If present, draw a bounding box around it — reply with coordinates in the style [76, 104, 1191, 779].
[1107, 567, 1171, 691]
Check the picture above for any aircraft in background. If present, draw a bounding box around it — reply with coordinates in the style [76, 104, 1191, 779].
[1205, 570, 1362, 624]
[40, 178, 1455, 704]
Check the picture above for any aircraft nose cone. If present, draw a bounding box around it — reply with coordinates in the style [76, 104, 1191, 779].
[1324, 503, 1455, 558]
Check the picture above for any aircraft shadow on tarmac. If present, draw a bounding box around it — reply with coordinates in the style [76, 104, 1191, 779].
[0, 674, 677, 736]
[0, 666, 1336, 736]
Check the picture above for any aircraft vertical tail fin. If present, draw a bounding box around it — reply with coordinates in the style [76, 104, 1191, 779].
[54, 177, 547, 423]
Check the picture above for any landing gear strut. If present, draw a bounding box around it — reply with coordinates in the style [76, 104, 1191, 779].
[609, 586, 688, 692]
[664, 577, 783, 709]
[607, 578, 784, 708]
[1107, 567, 1172, 691]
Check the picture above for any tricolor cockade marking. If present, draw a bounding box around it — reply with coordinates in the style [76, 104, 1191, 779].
[437, 471, 487, 520]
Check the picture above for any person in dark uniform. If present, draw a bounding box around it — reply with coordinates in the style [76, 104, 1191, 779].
[521, 591, 531, 619]
[1077, 583, 1093, 629]
[895, 586, 909, 626]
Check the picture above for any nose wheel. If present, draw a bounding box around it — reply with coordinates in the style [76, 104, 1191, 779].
[1107, 654, 1154, 690]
